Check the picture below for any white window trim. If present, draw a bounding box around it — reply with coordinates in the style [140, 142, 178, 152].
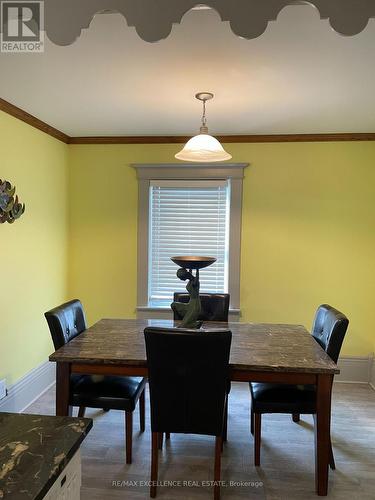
[133, 163, 248, 320]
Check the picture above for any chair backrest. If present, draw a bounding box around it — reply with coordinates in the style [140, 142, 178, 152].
[173, 293, 230, 321]
[45, 299, 87, 350]
[144, 327, 232, 436]
[311, 304, 349, 363]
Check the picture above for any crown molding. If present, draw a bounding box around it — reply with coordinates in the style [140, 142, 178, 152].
[68, 133, 375, 144]
[1, 98, 375, 145]
[0, 98, 69, 144]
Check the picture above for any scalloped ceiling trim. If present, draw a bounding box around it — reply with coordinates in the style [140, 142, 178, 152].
[43, 0, 375, 45]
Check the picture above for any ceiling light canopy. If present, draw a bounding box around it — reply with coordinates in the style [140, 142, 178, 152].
[175, 92, 232, 163]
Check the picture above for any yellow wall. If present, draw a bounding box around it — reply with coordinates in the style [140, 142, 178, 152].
[2, 111, 373, 386]
[0, 111, 68, 385]
[69, 141, 375, 357]
[238, 142, 375, 357]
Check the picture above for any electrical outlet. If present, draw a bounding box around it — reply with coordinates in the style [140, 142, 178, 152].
[0, 379, 7, 400]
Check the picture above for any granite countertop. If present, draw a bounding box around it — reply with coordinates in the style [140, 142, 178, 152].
[0, 412, 92, 500]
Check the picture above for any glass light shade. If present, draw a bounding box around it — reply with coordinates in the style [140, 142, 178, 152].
[175, 133, 232, 162]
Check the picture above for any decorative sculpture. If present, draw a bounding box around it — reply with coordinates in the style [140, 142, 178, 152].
[44, 0, 375, 46]
[170, 256, 216, 329]
[0, 180, 25, 224]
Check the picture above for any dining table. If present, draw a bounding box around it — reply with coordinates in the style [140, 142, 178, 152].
[49, 318, 339, 496]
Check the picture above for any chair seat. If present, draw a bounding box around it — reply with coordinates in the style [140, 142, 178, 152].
[70, 374, 85, 387]
[70, 375, 146, 411]
[250, 382, 316, 414]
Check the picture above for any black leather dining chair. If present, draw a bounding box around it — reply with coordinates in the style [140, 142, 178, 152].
[144, 326, 232, 500]
[170, 292, 230, 442]
[45, 299, 146, 464]
[173, 292, 230, 322]
[249, 304, 349, 467]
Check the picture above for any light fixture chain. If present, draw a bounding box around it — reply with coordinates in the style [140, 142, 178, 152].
[202, 99, 207, 127]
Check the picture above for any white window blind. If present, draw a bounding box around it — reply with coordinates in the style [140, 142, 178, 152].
[148, 180, 230, 307]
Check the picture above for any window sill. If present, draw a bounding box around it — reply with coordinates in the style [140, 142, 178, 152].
[136, 306, 241, 321]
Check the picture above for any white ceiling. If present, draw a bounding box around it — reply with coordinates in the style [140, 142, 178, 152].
[1, 5, 375, 136]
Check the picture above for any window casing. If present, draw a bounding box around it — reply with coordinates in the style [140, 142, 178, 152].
[133, 163, 248, 319]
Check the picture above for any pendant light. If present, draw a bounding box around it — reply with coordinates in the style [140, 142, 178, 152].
[175, 92, 232, 162]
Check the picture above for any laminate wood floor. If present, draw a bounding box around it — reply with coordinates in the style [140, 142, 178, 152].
[25, 383, 375, 500]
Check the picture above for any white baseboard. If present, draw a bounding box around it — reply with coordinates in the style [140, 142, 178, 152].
[0, 360, 55, 413]
[335, 355, 374, 385]
[370, 357, 375, 390]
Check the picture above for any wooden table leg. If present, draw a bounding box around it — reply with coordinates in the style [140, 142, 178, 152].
[314, 374, 333, 496]
[56, 362, 72, 416]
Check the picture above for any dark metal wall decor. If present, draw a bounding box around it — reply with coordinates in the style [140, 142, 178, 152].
[41, 0, 375, 46]
[0, 180, 25, 224]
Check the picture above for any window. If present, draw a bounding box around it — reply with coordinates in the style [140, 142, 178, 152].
[133, 163, 248, 319]
[148, 180, 230, 307]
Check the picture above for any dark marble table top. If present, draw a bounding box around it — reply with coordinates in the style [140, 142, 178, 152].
[0, 412, 92, 500]
[49, 319, 339, 374]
